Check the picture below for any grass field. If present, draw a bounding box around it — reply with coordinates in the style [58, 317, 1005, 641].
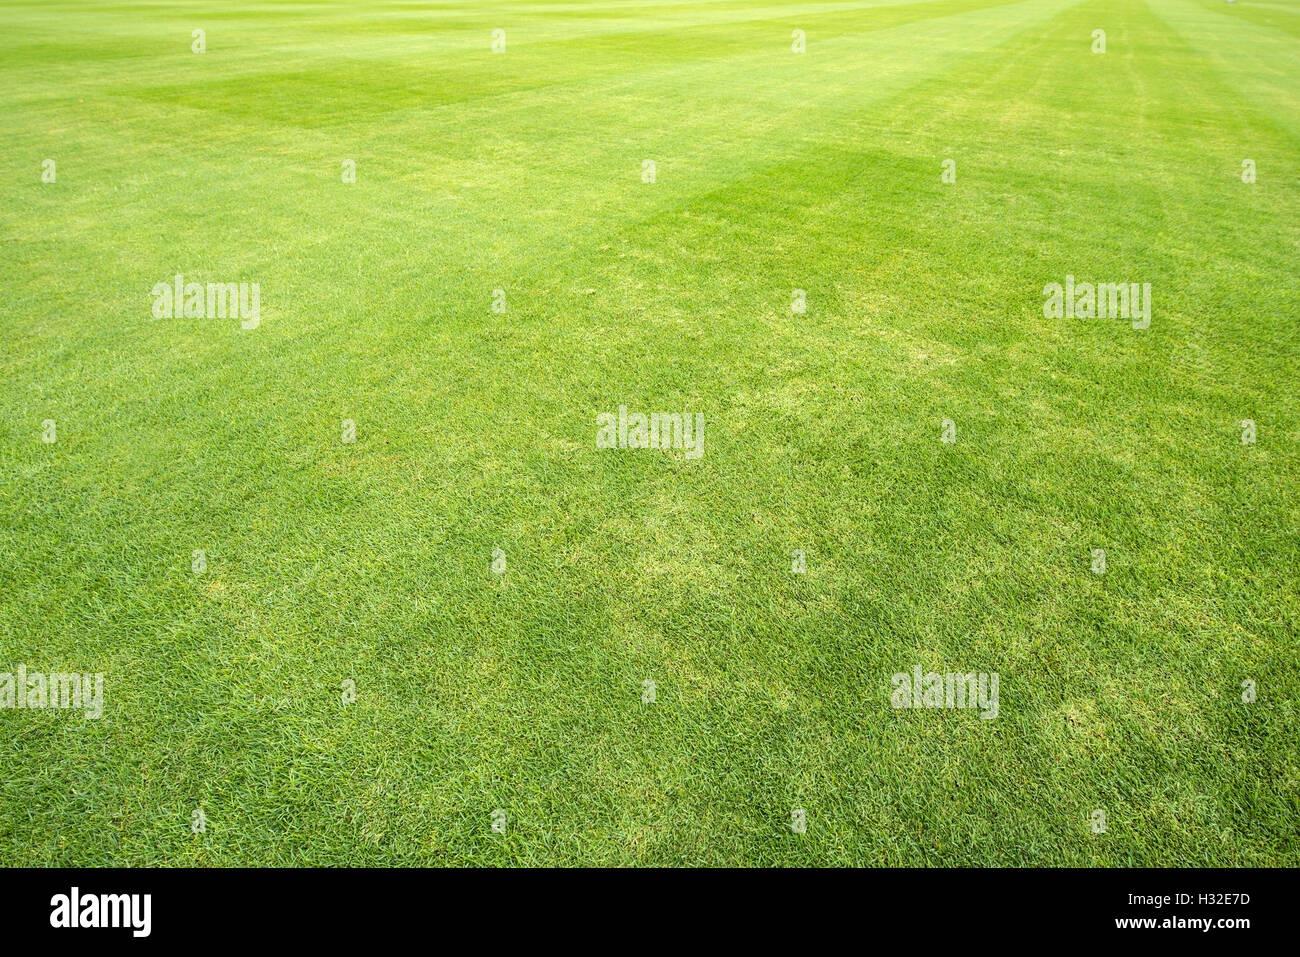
[1, 0, 1297, 867]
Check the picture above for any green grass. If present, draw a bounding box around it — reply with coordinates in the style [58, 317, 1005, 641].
[1, 0, 1296, 866]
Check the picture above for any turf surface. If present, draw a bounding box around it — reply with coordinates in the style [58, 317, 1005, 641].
[1, 0, 1297, 866]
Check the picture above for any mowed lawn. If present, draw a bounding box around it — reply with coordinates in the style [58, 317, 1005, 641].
[1, 0, 1297, 867]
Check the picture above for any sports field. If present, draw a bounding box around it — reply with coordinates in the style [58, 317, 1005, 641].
[1, 0, 1296, 866]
